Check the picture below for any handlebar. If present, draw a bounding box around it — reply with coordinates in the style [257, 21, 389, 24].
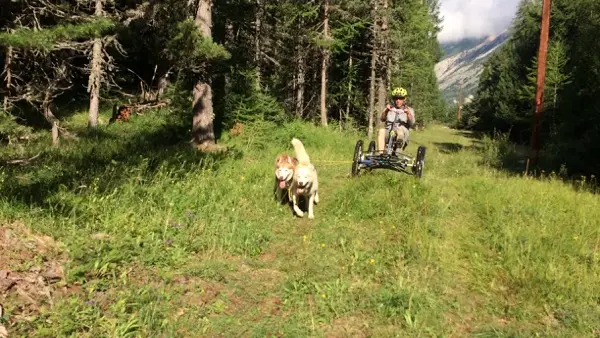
[385, 120, 410, 128]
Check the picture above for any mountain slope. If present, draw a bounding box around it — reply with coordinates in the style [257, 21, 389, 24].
[441, 36, 489, 59]
[436, 31, 509, 102]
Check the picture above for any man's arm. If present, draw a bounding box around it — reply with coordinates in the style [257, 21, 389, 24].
[406, 107, 416, 127]
[379, 105, 392, 122]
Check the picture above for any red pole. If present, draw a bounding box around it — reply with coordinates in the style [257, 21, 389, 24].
[530, 0, 552, 166]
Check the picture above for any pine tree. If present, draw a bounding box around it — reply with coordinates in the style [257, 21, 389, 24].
[0, 1, 116, 143]
[470, 0, 600, 174]
[191, 0, 216, 149]
[87, 0, 106, 129]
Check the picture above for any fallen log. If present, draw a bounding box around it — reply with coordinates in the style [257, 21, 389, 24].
[1, 153, 41, 166]
[109, 100, 169, 124]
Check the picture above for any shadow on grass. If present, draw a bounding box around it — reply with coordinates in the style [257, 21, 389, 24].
[1, 114, 244, 213]
[450, 128, 600, 194]
[433, 141, 483, 154]
[456, 130, 486, 140]
[434, 142, 464, 154]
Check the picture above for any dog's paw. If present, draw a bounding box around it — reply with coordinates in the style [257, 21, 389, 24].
[293, 206, 304, 217]
[308, 213, 314, 219]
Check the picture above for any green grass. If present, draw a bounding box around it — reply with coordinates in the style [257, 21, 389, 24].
[1, 110, 599, 337]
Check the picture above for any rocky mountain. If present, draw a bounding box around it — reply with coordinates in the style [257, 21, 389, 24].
[435, 30, 509, 103]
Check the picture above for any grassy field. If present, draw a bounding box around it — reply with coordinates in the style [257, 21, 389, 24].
[1, 110, 599, 337]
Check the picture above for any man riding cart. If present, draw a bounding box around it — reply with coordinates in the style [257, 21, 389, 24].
[351, 86, 425, 178]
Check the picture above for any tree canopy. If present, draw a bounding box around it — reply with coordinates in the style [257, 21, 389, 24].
[1, 0, 445, 143]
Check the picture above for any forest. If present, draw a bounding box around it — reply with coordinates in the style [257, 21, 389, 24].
[0, 0, 445, 147]
[2, 1, 600, 336]
[463, 0, 600, 177]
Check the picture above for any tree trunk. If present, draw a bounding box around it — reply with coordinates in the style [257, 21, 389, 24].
[368, 44, 377, 140]
[3, 46, 12, 112]
[52, 120, 59, 146]
[255, 0, 263, 87]
[296, 49, 305, 118]
[320, 0, 330, 126]
[367, 0, 379, 140]
[156, 71, 169, 101]
[376, 77, 386, 115]
[43, 95, 60, 147]
[195, 0, 212, 36]
[192, 82, 215, 146]
[192, 0, 216, 148]
[384, 0, 391, 93]
[345, 48, 353, 131]
[375, 0, 388, 115]
[386, 54, 392, 92]
[224, 19, 234, 91]
[87, 0, 104, 129]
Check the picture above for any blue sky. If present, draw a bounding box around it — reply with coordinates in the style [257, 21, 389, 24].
[438, 0, 521, 42]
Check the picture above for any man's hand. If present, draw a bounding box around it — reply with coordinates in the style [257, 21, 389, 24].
[380, 105, 392, 122]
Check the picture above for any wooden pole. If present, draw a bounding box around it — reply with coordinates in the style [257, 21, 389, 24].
[320, 0, 330, 127]
[530, 0, 552, 166]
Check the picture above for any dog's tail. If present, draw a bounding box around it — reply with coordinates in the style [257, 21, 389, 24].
[291, 138, 310, 164]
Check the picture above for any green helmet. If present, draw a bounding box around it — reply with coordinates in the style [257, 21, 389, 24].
[391, 87, 408, 98]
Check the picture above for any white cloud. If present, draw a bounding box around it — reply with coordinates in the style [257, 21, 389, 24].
[438, 0, 521, 42]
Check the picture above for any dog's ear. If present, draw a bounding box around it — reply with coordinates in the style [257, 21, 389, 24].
[275, 154, 284, 165]
[292, 157, 298, 166]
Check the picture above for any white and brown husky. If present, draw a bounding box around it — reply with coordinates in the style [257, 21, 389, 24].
[290, 138, 319, 219]
[274, 153, 297, 203]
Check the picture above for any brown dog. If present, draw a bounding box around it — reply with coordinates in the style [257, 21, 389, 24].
[274, 153, 297, 203]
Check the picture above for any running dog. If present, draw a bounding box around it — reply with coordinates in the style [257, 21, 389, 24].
[274, 153, 297, 204]
[290, 138, 319, 219]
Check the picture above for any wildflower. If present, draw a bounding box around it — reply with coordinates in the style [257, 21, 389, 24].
[321, 243, 325, 248]
[241, 176, 246, 181]
[321, 294, 326, 299]
[303, 235, 308, 242]
[573, 236, 579, 241]
[369, 259, 375, 265]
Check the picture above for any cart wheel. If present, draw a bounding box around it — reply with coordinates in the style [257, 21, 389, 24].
[413, 146, 426, 178]
[352, 140, 363, 177]
[368, 140, 376, 154]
